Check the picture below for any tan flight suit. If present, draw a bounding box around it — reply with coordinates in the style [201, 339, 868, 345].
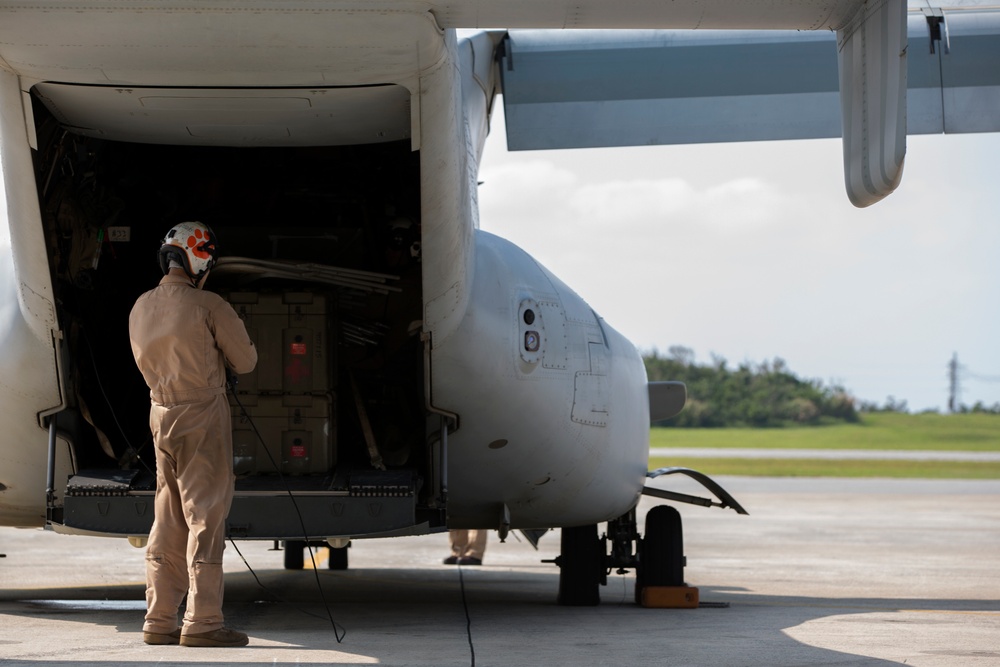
[449, 529, 488, 561]
[129, 273, 257, 636]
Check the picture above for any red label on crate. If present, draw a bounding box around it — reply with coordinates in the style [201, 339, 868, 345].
[290, 445, 307, 458]
[290, 342, 307, 355]
[285, 358, 311, 384]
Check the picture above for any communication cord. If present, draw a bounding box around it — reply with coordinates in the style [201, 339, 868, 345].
[80, 328, 155, 475]
[227, 539, 337, 625]
[228, 383, 346, 643]
[458, 564, 476, 667]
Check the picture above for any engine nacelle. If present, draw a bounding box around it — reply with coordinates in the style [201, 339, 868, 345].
[432, 231, 649, 529]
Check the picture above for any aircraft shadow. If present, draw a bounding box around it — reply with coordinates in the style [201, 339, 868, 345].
[2, 566, 994, 666]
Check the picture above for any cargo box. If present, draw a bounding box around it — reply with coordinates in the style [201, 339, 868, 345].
[224, 291, 332, 397]
[231, 394, 335, 476]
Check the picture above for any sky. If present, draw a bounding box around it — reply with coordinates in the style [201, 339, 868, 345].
[476, 102, 1000, 412]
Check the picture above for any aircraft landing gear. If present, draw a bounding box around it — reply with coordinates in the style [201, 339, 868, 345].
[282, 540, 350, 570]
[555, 524, 604, 606]
[552, 505, 686, 606]
[551, 469, 741, 604]
[633, 505, 684, 604]
[328, 543, 349, 570]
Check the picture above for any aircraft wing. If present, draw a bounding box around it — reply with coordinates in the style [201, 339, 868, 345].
[497, 5, 1000, 205]
[499, 29, 846, 149]
[500, 14, 1000, 149]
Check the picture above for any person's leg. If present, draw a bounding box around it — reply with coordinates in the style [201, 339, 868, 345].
[444, 529, 469, 564]
[464, 530, 488, 560]
[458, 530, 487, 564]
[177, 398, 235, 635]
[144, 407, 190, 638]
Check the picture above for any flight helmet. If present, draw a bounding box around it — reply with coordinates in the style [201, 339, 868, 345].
[387, 217, 420, 259]
[158, 221, 219, 281]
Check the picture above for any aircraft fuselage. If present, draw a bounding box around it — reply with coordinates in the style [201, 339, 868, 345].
[0, 5, 650, 536]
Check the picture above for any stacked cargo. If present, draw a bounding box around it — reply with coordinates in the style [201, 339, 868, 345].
[225, 291, 336, 476]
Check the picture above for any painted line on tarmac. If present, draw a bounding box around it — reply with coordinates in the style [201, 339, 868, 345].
[899, 608, 1000, 616]
[649, 448, 1000, 462]
[722, 598, 1000, 615]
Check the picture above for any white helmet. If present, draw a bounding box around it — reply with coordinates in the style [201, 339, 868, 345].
[158, 221, 219, 281]
[387, 217, 420, 259]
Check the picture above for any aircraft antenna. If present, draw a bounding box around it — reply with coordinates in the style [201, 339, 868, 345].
[948, 352, 960, 413]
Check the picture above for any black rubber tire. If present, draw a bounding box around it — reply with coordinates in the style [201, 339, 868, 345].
[328, 545, 349, 570]
[283, 540, 305, 570]
[557, 524, 603, 606]
[635, 505, 684, 603]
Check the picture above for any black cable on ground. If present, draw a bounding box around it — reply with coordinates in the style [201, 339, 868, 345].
[229, 387, 346, 642]
[229, 538, 340, 624]
[457, 564, 476, 667]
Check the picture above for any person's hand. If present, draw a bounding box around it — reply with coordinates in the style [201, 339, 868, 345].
[225, 368, 238, 390]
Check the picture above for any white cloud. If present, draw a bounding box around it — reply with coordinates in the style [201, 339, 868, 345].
[478, 107, 1000, 411]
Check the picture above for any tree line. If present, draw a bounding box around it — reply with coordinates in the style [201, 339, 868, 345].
[644, 346, 859, 427]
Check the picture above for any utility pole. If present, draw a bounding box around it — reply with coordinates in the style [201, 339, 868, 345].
[948, 352, 959, 413]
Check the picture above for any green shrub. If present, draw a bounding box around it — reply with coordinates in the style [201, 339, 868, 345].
[645, 348, 860, 428]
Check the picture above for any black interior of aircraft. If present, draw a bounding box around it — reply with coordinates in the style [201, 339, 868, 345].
[31, 97, 438, 536]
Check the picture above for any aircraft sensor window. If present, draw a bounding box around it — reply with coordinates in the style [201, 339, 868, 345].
[518, 298, 543, 365]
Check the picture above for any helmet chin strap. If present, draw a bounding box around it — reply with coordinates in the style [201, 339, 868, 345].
[167, 265, 201, 287]
[166, 257, 211, 287]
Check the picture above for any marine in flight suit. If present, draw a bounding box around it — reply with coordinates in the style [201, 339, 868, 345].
[129, 222, 257, 647]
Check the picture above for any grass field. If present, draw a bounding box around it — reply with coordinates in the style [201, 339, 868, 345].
[649, 412, 1000, 451]
[647, 413, 1000, 478]
[646, 457, 1000, 479]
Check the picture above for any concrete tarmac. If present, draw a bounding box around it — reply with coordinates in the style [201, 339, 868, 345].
[1, 476, 998, 666]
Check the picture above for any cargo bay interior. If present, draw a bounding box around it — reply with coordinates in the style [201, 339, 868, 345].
[32, 98, 441, 542]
